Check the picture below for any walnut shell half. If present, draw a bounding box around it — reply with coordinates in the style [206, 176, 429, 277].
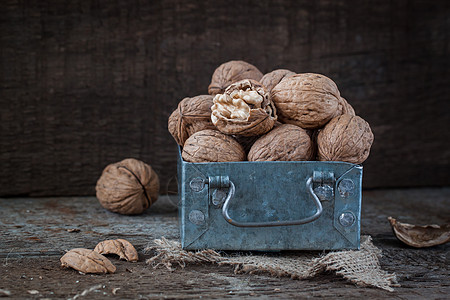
[317, 115, 374, 164]
[388, 217, 450, 248]
[94, 239, 139, 262]
[96, 158, 160, 215]
[260, 69, 296, 92]
[211, 79, 277, 136]
[248, 124, 314, 161]
[271, 73, 341, 129]
[60, 248, 116, 274]
[168, 95, 216, 146]
[208, 60, 263, 96]
[182, 129, 245, 162]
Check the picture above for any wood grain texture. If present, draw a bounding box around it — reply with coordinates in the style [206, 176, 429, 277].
[1, 0, 449, 196]
[0, 189, 449, 298]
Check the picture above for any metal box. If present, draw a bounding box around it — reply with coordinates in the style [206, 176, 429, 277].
[177, 147, 362, 251]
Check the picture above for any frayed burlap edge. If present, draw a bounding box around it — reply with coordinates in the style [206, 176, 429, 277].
[145, 236, 398, 292]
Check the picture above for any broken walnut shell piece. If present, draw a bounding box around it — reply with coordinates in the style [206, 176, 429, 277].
[271, 73, 341, 129]
[96, 158, 160, 215]
[182, 129, 245, 163]
[260, 69, 296, 92]
[60, 248, 116, 274]
[388, 217, 450, 248]
[317, 114, 374, 164]
[248, 124, 314, 161]
[211, 79, 277, 137]
[168, 95, 216, 146]
[94, 239, 139, 262]
[208, 60, 263, 96]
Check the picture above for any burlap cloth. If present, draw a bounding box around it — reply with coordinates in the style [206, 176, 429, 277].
[145, 235, 398, 291]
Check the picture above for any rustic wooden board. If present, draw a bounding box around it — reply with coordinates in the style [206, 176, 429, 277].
[0, 189, 449, 298]
[1, 0, 450, 196]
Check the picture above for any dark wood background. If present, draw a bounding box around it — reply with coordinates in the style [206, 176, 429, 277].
[1, 0, 449, 196]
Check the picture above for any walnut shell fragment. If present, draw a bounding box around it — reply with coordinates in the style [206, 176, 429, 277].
[248, 124, 314, 161]
[271, 73, 341, 129]
[388, 217, 450, 248]
[317, 114, 374, 164]
[182, 129, 245, 163]
[96, 158, 160, 215]
[260, 69, 296, 92]
[60, 248, 116, 274]
[168, 95, 216, 146]
[211, 79, 277, 136]
[94, 239, 138, 262]
[208, 60, 263, 96]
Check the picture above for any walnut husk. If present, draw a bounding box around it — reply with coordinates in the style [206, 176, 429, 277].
[248, 124, 314, 161]
[96, 158, 160, 215]
[208, 60, 263, 96]
[317, 115, 374, 164]
[182, 129, 245, 162]
[271, 73, 341, 129]
[388, 217, 450, 248]
[211, 79, 277, 137]
[94, 239, 138, 262]
[168, 95, 216, 146]
[60, 248, 116, 274]
[260, 69, 296, 92]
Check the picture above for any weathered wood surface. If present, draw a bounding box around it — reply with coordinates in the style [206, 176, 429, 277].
[1, 0, 450, 196]
[0, 189, 449, 298]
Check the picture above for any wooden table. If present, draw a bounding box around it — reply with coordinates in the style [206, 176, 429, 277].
[1, 188, 449, 299]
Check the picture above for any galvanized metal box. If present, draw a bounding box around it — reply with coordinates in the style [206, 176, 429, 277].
[177, 147, 362, 251]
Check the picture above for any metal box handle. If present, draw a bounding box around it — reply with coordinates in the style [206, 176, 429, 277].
[221, 177, 323, 227]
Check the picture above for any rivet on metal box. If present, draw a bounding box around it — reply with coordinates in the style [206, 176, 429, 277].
[177, 146, 362, 251]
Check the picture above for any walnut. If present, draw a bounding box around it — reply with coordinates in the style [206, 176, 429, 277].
[96, 158, 160, 215]
[317, 115, 374, 164]
[60, 248, 116, 274]
[168, 95, 216, 146]
[182, 129, 245, 162]
[208, 60, 263, 96]
[337, 97, 356, 116]
[248, 124, 314, 161]
[260, 69, 296, 92]
[94, 239, 138, 262]
[388, 217, 450, 248]
[271, 73, 341, 129]
[211, 79, 277, 136]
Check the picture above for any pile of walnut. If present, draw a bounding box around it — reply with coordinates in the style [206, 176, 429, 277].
[169, 60, 374, 164]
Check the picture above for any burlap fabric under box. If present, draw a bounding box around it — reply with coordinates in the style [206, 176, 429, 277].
[145, 235, 398, 291]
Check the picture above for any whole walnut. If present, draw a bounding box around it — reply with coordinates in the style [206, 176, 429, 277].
[168, 95, 216, 146]
[96, 158, 159, 215]
[248, 124, 314, 161]
[271, 73, 341, 129]
[317, 115, 374, 164]
[211, 79, 277, 136]
[260, 69, 296, 92]
[208, 60, 263, 96]
[337, 97, 356, 116]
[182, 130, 245, 163]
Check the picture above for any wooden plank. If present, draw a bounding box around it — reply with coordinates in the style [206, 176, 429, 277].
[0, 189, 449, 298]
[1, 0, 449, 196]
